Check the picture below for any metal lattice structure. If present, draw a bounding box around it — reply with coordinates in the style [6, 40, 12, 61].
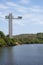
[5, 13, 22, 38]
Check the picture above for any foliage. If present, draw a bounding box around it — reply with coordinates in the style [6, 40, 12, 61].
[13, 33, 43, 44]
[0, 31, 43, 47]
[0, 31, 5, 39]
[0, 38, 6, 47]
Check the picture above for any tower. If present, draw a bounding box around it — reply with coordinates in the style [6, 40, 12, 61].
[5, 13, 22, 38]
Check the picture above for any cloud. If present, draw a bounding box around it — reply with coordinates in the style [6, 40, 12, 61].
[23, 12, 43, 25]
[6, 1, 43, 14]
[6, 2, 27, 13]
[0, 12, 2, 14]
[0, 4, 8, 9]
[13, 21, 24, 26]
[6, 2, 17, 7]
[20, 5, 43, 25]
[0, 0, 43, 34]
[19, 0, 30, 4]
[29, 6, 43, 12]
[0, 1, 43, 26]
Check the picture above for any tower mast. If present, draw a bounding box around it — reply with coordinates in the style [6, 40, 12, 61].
[5, 13, 22, 38]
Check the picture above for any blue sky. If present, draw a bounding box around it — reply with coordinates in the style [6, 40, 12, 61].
[0, 0, 43, 35]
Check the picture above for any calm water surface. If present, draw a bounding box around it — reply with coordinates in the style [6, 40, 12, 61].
[0, 44, 43, 65]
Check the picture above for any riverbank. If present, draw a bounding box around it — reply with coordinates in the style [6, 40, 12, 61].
[0, 42, 43, 47]
[0, 31, 43, 47]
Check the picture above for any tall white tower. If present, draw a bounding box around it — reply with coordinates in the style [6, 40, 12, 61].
[5, 13, 22, 38]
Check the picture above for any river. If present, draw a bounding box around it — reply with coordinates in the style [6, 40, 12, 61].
[0, 44, 43, 65]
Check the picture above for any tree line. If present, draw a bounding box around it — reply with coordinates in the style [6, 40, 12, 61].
[0, 31, 43, 47]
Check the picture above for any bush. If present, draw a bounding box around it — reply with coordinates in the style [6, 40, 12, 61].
[0, 38, 6, 47]
[5, 37, 16, 46]
[0, 31, 5, 39]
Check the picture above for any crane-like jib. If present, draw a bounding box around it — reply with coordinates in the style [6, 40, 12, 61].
[5, 13, 22, 38]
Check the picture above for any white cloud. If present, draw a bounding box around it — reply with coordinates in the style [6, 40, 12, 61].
[0, 4, 8, 9]
[29, 6, 43, 12]
[19, 0, 30, 4]
[23, 13, 43, 25]
[0, 1, 43, 26]
[6, 2, 27, 13]
[0, 12, 2, 14]
[6, 2, 43, 14]
[0, 0, 43, 34]
[13, 21, 24, 26]
[6, 2, 17, 7]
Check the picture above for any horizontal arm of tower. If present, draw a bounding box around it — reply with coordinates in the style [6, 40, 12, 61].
[17, 16, 22, 19]
[12, 16, 22, 19]
[5, 16, 9, 19]
[5, 16, 22, 19]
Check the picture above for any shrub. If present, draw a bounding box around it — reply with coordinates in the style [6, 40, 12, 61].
[0, 38, 6, 47]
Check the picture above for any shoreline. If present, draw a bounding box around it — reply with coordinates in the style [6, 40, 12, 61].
[0, 42, 43, 48]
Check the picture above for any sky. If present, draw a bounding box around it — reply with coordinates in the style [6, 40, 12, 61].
[0, 0, 43, 35]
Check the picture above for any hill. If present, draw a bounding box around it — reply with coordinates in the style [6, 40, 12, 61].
[13, 33, 43, 44]
[0, 31, 43, 47]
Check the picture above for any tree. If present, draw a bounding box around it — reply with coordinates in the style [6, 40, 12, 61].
[0, 38, 6, 47]
[0, 31, 5, 39]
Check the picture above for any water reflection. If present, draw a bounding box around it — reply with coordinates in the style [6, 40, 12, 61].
[0, 44, 43, 65]
[0, 47, 16, 65]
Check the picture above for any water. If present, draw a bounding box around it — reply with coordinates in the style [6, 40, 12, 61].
[0, 44, 43, 65]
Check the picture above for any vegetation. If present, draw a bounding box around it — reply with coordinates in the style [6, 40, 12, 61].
[13, 33, 43, 44]
[0, 31, 43, 47]
[0, 31, 16, 47]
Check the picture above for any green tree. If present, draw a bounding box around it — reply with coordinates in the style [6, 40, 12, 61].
[0, 31, 5, 39]
[0, 38, 6, 47]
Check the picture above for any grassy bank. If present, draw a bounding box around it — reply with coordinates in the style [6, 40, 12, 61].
[0, 31, 43, 47]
